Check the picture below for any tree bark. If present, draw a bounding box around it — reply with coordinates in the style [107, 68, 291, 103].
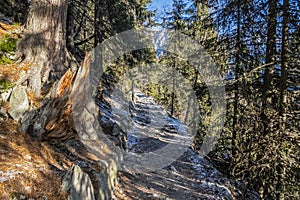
[277, 0, 289, 198]
[259, 1, 277, 198]
[16, 0, 78, 141]
[232, 0, 241, 167]
[261, 0, 277, 136]
[18, 0, 69, 96]
[279, 0, 289, 124]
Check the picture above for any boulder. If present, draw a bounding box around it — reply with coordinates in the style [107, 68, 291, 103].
[62, 165, 95, 200]
[8, 86, 28, 121]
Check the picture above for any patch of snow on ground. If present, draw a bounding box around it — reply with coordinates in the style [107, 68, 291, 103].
[0, 170, 24, 182]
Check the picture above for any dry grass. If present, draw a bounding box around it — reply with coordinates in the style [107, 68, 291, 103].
[0, 119, 68, 199]
[0, 119, 103, 199]
[0, 62, 31, 83]
[0, 22, 20, 39]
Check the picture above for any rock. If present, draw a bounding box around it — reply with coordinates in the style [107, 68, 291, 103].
[96, 159, 119, 200]
[8, 86, 28, 121]
[0, 88, 12, 102]
[62, 165, 95, 200]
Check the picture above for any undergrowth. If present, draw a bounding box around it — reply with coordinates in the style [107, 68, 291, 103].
[0, 22, 19, 93]
[0, 34, 17, 64]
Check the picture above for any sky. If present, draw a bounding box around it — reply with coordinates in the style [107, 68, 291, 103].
[147, 0, 173, 15]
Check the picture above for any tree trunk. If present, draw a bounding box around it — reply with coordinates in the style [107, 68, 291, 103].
[171, 57, 176, 117]
[260, 0, 277, 198]
[261, 0, 277, 135]
[18, 0, 69, 96]
[279, 0, 289, 126]
[17, 0, 78, 140]
[232, 0, 241, 167]
[277, 0, 289, 198]
[66, 1, 75, 53]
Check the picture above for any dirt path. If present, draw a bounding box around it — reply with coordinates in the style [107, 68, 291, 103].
[99, 89, 259, 200]
[114, 150, 236, 200]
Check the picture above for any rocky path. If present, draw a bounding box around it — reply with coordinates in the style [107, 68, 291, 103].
[98, 89, 259, 200]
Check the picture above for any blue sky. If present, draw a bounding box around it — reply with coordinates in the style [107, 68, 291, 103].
[147, 0, 173, 14]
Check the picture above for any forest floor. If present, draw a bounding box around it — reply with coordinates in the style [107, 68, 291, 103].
[0, 119, 69, 199]
[98, 88, 260, 200]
